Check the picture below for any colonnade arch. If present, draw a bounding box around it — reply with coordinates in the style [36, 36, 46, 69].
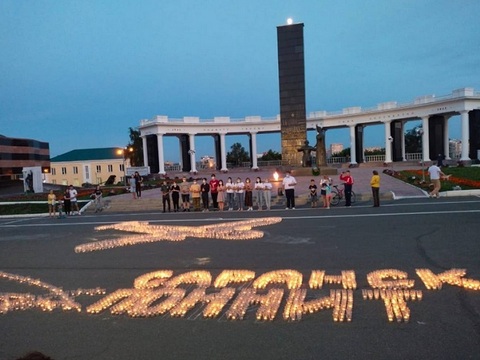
[139, 89, 480, 174]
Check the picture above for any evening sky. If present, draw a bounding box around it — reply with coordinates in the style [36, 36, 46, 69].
[1, 0, 479, 161]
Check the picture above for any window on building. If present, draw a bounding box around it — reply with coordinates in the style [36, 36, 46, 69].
[52, 180, 56, 185]
[51, 168, 56, 175]
[62, 167, 67, 175]
[108, 164, 113, 172]
[96, 165, 101, 173]
[120, 164, 124, 172]
[73, 166, 78, 174]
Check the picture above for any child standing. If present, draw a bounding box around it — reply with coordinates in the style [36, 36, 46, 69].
[47, 190, 56, 218]
[309, 179, 318, 208]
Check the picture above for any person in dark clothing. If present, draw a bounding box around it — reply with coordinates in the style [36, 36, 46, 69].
[171, 181, 180, 212]
[200, 178, 210, 212]
[160, 180, 171, 213]
[63, 188, 71, 215]
[134, 171, 143, 198]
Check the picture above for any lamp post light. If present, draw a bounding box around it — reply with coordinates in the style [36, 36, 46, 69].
[416, 128, 425, 183]
[117, 147, 134, 186]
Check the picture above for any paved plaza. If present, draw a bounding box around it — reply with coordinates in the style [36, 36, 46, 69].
[1, 194, 480, 359]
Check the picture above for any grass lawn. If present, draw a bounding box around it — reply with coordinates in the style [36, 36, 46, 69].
[396, 166, 480, 192]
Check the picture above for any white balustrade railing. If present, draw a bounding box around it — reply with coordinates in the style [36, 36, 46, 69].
[364, 155, 385, 162]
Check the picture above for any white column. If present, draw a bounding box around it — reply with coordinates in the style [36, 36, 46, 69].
[443, 115, 451, 159]
[421, 116, 430, 162]
[189, 133, 197, 173]
[219, 133, 228, 172]
[349, 125, 357, 165]
[384, 120, 392, 163]
[250, 132, 259, 170]
[401, 121, 406, 161]
[141, 136, 148, 168]
[156, 134, 166, 175]
[178, 137, 183, 169]
[460, 110, 470, 161]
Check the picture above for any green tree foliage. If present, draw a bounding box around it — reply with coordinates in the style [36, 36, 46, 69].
[226, 142, 250, 166]
[332, 148, 351, 157]
[404, 126, 422, 153]
[259, 150, 282, 161]
[126, 127, 143, 166]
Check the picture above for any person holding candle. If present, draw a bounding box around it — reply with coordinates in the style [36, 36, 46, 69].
[225, 177, 235, 211]
[234, 177, 245, 211]
[190, 179, 201, 211]
[254, 177, 264, 210]
[245, 177, 253, 211]
[217, 179, 225, 211]
[263, 177, 272, 210]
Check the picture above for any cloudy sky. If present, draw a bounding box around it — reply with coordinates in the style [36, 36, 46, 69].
[1, 0, 479, 161]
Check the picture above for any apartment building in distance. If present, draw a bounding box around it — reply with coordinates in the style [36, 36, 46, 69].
[0, 134, 50, 181]
[47, 147, 130, 186]
[328, 143, 344, 158]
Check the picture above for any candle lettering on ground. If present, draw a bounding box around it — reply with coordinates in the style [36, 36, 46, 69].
[74, 217, 283, 253]
[1, 268, 479, 322]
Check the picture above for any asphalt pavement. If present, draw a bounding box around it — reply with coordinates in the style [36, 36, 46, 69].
[1, 195, 480, 360]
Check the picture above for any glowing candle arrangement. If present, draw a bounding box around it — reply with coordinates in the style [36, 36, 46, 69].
[226, 288, 284, 321]
[0, 271, 91, 314]
[213, 270, 256, 288]
[75, 218, 283, 253]
[415, 269, 443, 290]
[253, 270, 302, 290]
[308, 270, 356, 290]
[362, 289, 422, 322]
[416, 268, 480, 291]
[367, 269, 414, 289]
[2, 268, 479, 322]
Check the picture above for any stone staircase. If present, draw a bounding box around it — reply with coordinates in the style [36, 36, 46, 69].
[84, 193, 311, 213]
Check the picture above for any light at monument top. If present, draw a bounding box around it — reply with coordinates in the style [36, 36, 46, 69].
[287, 18, 293, 25]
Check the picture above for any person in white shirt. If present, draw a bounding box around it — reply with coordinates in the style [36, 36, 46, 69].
[68, 185, 80, 215]
[427, 163, 445, 198]
[254, 177, 264, 210]
[282, 171, 297, 209]
[263, 178, 272, 210]
[225, 177, 235, 211]
[234, 177, 245, 211]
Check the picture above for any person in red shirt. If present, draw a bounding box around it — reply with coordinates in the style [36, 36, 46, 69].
[339, 170, 354, 207]
[209, 174, 220, 209]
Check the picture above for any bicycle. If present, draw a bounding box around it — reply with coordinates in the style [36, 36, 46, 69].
[330, 184, 356, 206]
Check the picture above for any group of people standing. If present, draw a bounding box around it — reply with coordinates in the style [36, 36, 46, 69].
[47, 185, 80, 217]
[159, 174, 274, 213]
[128, 171, 143, 199]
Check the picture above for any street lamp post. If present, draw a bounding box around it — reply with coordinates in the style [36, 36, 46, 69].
[117, 147, 133, 186]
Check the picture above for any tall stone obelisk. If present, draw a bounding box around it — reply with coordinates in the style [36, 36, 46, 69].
[277, 22, 307, 166]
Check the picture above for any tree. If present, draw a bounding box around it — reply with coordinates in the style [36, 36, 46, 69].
[226, 142, 250, 166]
[404, 126, 422, 153]
[259, 150, 282, 161]
[126, 127, 143, 166]
[332, 148, 351, 157]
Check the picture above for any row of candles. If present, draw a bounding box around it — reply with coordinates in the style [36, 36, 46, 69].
[2, 268, 479, 320]
[0, 271, 99, 314]
[75, 217, 283, 253]
[362, 289, 423, 322]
